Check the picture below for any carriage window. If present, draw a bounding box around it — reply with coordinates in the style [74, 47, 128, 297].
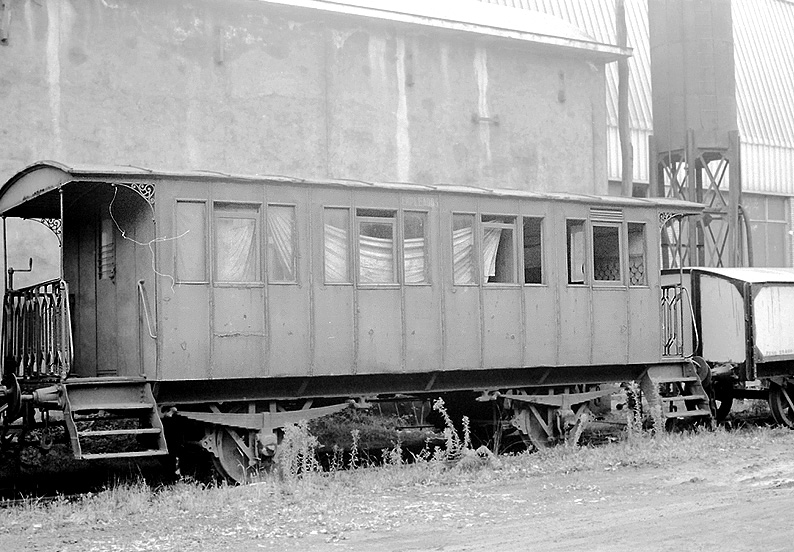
[214, 203, 260, 283]
[482, 215, 516, 284]
[175, 200, 206, 282]
[452, 213, 476, 285]
[628, 223, 646, 286]
[592, 224, 621, 283]
[324, 208, 350, 284]
[404, 211, 429, 284]
[267, 205, 297, 283]
[98, 215, 116, 281]
[523, 217, 543, 284]
[357, 209, 396, 284]
[567, 220, 586, 284]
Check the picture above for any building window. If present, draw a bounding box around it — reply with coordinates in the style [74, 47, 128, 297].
[267, 204, 297, 283]
[744, 194, 789, 267]
[98, 215, 116, 281]
[523, 217, 543, 284]
[453, 213, 476, 285]
[628, 223, 646, 286]
[404, 211, 429, 284]
[214, 203, 260, 283]
[357, 209, 397, 284]
[592, 224, 621, 283]
[567, 220, 586, 284]
[482, 215, 516, 284]
[175, 200, 206, 283]
[324, 207, 350, 284]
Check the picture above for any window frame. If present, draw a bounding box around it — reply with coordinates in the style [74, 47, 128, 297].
[566, 218, 587, 285]
[174, 198, 209, 285]
[211, 200, 263, 287]
[522, 215, 545, 286]
[266, 203, 299, 285]
[452, 212, 479, 286]
[481, 214, 519, 286]
[322, 206, 353, 286]
[356, 208, 399, 287]
[627, 221, 648, 288]
[403, 209, 431, 286]
[591, 222, 624, 286]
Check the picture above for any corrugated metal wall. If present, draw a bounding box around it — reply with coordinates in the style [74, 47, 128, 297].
[481, 0, 794, 195]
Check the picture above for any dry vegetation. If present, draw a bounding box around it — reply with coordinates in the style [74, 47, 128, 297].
[0, 399, 789, 551]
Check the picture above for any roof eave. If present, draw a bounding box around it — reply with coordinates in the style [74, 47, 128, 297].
[257, 0, 629, 63]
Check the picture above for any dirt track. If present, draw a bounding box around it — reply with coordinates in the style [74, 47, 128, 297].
[281, 437, 794, 552]
[3, 427, 794, 551]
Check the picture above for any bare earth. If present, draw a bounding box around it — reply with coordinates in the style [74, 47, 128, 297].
[3, 431, 794, 551]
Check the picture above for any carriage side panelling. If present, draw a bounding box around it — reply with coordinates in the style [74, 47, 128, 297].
[158, 180, 212, 380]
[156, 180, 668, 383]
[521, 199, 557, 366]
[400, 193, 443, 373]
[311, 187, 356, 376]
[478, 197, 524, 369]
[626, 209, 660, 363]
[556, 203, 592, 365]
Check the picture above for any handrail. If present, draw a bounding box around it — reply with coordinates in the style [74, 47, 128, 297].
[660, 283, 684, 357]
[2, 278, 73, 380]
[138, 280, 157, 339]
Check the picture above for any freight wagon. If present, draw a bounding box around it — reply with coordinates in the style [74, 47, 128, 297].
[663, 267, 794, 427]
[0, 161, 709, 482]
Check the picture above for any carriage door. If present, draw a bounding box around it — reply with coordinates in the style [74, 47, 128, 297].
[94, 212, 120, 377]
[590, 208, 629, 364]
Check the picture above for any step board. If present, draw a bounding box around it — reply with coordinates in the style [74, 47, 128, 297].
[62, 379, 169, 461]
[641, 363, 714, 423]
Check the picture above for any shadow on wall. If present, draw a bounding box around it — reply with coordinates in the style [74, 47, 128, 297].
[2, 219, 60, 292]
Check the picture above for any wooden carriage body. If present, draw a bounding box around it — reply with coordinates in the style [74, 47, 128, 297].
[0, 162, 710, 472]
[0, 162, 701, 400]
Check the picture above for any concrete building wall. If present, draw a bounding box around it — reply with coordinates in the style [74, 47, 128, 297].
[0, 0, 609, 195]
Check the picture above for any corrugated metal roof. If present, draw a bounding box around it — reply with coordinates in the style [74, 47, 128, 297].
[733, 0, 794, 148]
[482, 0, 794, 193]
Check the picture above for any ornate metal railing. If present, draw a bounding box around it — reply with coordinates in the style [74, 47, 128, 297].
[2, 279, 73, 380]
[661, 283, 684, 357]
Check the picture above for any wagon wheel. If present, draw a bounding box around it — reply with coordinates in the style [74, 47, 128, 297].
[768, 383, 794, 428]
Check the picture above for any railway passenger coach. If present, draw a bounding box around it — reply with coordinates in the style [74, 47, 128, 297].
[0, 162, 706, 481]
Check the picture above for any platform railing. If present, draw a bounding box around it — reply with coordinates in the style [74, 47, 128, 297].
[660, 283, 684, 358]
[2, 279, 73, 380]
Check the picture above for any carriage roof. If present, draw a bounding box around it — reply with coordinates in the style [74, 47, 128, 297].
[0, 160, 702, 219]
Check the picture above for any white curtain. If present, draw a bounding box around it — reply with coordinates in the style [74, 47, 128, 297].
[452, 227, 475, 284]
[404, 237, 426, 283]
[216, 218, 257, 281]
[359, 234, 395, 283]
[267, 207, 295, 280]
[324, 224, 349, 282]
[482, 227, 502, 278]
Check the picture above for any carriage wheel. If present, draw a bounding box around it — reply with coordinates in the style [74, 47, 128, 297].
[714, 393, 733, 422]
[204, 425, 259, 484]
[769, 383, 794, 428]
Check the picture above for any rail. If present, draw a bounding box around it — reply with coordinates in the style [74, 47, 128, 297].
[660, 283, 684, 357]
[2, 279, 73, 380]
